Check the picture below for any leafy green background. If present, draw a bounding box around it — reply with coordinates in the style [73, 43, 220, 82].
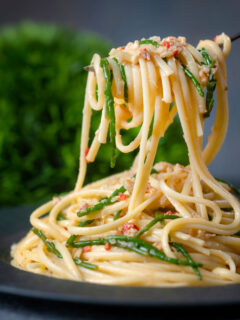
[0, 22, 188, 207]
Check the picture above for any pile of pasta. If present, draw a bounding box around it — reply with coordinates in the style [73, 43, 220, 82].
[11, 33, 240, 287]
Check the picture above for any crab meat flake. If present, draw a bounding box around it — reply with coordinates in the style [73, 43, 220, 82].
[174, 163, 186, 174]
[140, 48, 151, 60]
[199, 70, 208, 83]
[125, 179, 135, 194]
[154, 162, 174, 173]
[150, 36, 161, 43]
[121, 223, 139, 236]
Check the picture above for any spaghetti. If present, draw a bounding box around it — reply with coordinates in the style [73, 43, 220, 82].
[11, 33, 240, 287]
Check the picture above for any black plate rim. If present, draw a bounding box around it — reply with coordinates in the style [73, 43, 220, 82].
[1, 259, 240, 307]
[1, 205, 240, 307]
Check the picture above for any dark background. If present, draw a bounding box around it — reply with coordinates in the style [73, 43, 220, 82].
[0, 0, 240, 319]
[1, 0, 240, 183]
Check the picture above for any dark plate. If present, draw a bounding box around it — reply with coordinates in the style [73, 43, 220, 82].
[1, 205, 240, 307]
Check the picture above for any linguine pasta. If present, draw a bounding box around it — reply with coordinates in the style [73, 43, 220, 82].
[11, 33, 240, 287]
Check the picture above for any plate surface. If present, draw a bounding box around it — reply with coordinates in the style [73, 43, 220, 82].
[1, 205, 240, 307]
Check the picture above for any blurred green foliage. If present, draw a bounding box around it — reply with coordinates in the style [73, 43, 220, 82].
[0, 22, 188, 206]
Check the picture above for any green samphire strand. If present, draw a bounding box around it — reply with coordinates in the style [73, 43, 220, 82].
[100, 58, 117, 168]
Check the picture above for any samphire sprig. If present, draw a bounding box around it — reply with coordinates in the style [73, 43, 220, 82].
[135, 213, 181, 237]
[77, 185, 126, 217]
[33, 228, 96, 270]
[199, 47, 217, 118]
[100, 58, 117, 168]
[66, 235, 202, 279]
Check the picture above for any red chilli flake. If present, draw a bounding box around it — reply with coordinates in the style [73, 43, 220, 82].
[84, 147, 89, 157]
[118, 194, 127, 201]
[163, 40, 170, 49]
[121, 46, 125, 50]
[105, 243, 112, 251]
[173, 49, 178, 56]
[121, 223, 139, 235]
[214, 36, 218, 42]
[83, 246, 92, 253]
[166, 210, 179, 216]
[84, 147, 90, 163]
